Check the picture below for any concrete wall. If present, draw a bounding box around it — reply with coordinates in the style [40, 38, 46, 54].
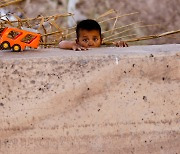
[0, 44, 180, 154]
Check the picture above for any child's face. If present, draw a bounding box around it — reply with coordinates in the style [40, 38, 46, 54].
[77, 29, 102, 48]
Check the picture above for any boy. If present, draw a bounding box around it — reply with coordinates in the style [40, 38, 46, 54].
[59, 19, 128, 51]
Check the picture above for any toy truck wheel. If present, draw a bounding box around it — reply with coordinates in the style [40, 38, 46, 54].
[1, 41, 10, 50]
[12, 44, 21, 52]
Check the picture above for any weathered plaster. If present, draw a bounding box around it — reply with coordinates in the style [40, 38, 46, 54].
[0, 44, 180, 154]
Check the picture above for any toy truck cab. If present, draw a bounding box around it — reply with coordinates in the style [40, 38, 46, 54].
[0, 27, 41, 52]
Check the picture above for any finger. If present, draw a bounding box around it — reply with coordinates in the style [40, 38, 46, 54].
[72, 47, 77, 51]
[115, 42, 120, 47]
[124, 42, 128, 47]
[119, 42, 124, 47]
[81, 47, 87, 50]
[121, 42, 128, 47]
[113, 42, 118, 47]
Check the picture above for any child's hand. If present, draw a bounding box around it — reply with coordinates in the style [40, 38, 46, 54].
[59, 40, 88, 51]
[113, 41, 128, 47]
[72, 44, 88, 51]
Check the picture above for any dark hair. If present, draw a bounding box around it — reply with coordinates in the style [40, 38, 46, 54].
[76, 19, 101, 39]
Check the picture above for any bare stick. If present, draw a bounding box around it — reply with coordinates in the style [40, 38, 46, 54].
[103, 34, 137, 42]
[103, 24, 160, 40]
[103, 29, 180, 45]
[125, 29, 180, 42]
[96, 9, 115, 20]
[102, 21, 142, 34]
[99, 12, 139, 24]
[2, 13, 73, 24]
[0, 0, 23, 8]
[111, 10, 118, 34]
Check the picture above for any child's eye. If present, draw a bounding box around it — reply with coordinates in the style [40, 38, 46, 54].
[83, 39, 88, 43]
[93, 38, 98, 41]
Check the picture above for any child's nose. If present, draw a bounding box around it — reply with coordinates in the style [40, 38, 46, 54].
[88, 40, 94, 46]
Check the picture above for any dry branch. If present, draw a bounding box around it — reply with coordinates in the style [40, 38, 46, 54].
[0, 4, 179, 48]
[99, 12, 139, 24]
[125, 29, 180, 42]
[103, 29, 180, 45]
[1, 13, 73, 24]
[103, 24, 160, 41]
[96, 9, 115, 20]
[0, 0, 23, 8]
[102, 21, 142, 34]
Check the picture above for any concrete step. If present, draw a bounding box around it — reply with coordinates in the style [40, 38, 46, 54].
[0, 44, 180, 154]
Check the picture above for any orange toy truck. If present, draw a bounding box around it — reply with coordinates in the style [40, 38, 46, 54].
[0, 27, 41, 52]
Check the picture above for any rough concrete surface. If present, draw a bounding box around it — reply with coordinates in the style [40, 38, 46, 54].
[0, 44, 180, 154]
